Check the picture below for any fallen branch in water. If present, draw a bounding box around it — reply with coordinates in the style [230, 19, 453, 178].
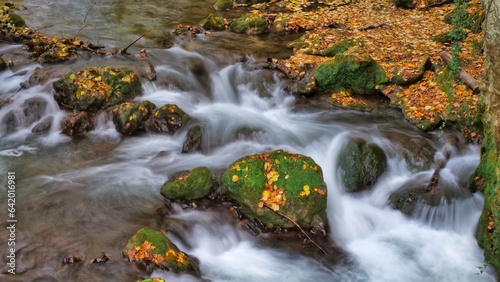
[264, 204, 327, 255]
[74, 2, 96, 40]
[119, 28, 152, 55]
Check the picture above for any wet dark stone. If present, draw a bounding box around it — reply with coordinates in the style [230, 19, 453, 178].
[92, 254, 110, 264]
[1, 110, 20, 133]
[61, 112, 95, 136]
[182, 125, 202, 153]
[23, 97, 48, 123]
[32, 115, 54, 133]
[63, 256, 82, 265]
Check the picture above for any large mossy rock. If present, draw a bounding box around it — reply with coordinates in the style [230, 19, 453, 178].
[111, 101, 156, 135]
[144, 104, 190, 134]
[230, 14, 269, 35]
[53, 66, 142, 112]
[315, 55, 389, 94]
[123, 227, 199, 275]
[201, 14, 226, 30]
[161, 167, 213, 200]
[221, 150, 328, 229]
[337, 139, 387, 192]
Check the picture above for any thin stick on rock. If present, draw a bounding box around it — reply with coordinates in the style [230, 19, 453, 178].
[119, 28, 152, 55]
[264, 204, 327, 255]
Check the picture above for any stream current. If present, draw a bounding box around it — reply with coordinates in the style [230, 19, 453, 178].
[0, 1, 498, 281]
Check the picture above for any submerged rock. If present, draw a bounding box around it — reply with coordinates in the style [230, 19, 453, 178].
[53, 66, 142, 112]
[145, 104, 190, 134]
[221, 150, 328, 229]
[230, 14, 269, 35]
[123, 227, 199, 275]
[111, 101, 156, 135]
[202, 14, 226, 30]
[315, 55, 389, 94]
[61, 111, 94, 136]
[22, 97, 47, 124]
[161, 167, 213, 200]
[389, 175, 472, 215]
[32, 115, 53, 134]
[337, 138, 387, 192]
[382, 131, 436, 172]
[214, 0, 233, 11]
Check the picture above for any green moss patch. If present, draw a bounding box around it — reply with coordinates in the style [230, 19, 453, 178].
[161, 167, 213, 200]
[230, 14, 269, 35]
[315, 55, 389, 94]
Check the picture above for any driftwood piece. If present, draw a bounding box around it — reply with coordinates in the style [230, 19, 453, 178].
[440, 51, 480, 93]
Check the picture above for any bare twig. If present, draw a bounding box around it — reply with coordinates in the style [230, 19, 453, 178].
[74, 2, 96, 40]
[264, 204, 327, 255]
[119, 28, 152, 55]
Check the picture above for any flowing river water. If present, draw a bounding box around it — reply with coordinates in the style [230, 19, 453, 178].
[0, 1, 498, 281]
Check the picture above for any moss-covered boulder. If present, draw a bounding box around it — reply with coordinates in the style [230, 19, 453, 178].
[53, 66, 142, 112]
[221, 150, 328, 229]
[1, 5, 26, 32]
[322, 39, 364, 57]
[337, 139, 387, 192]
[111, 101, 156, 135]
[315, 55, 389, 95]
[202, 14, 226, 30]
[230, 14, 269, 35]
[145, 104, 190, 134]
[124, 227, 199, 275]
[61, 111, 94, 136]
[161, 167, 213, 200]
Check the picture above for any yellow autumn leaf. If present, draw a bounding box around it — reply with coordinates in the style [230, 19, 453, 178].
[121, 75, 131, 83]
[232, 175, 239, 182]
[300, 185, 310, 196]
